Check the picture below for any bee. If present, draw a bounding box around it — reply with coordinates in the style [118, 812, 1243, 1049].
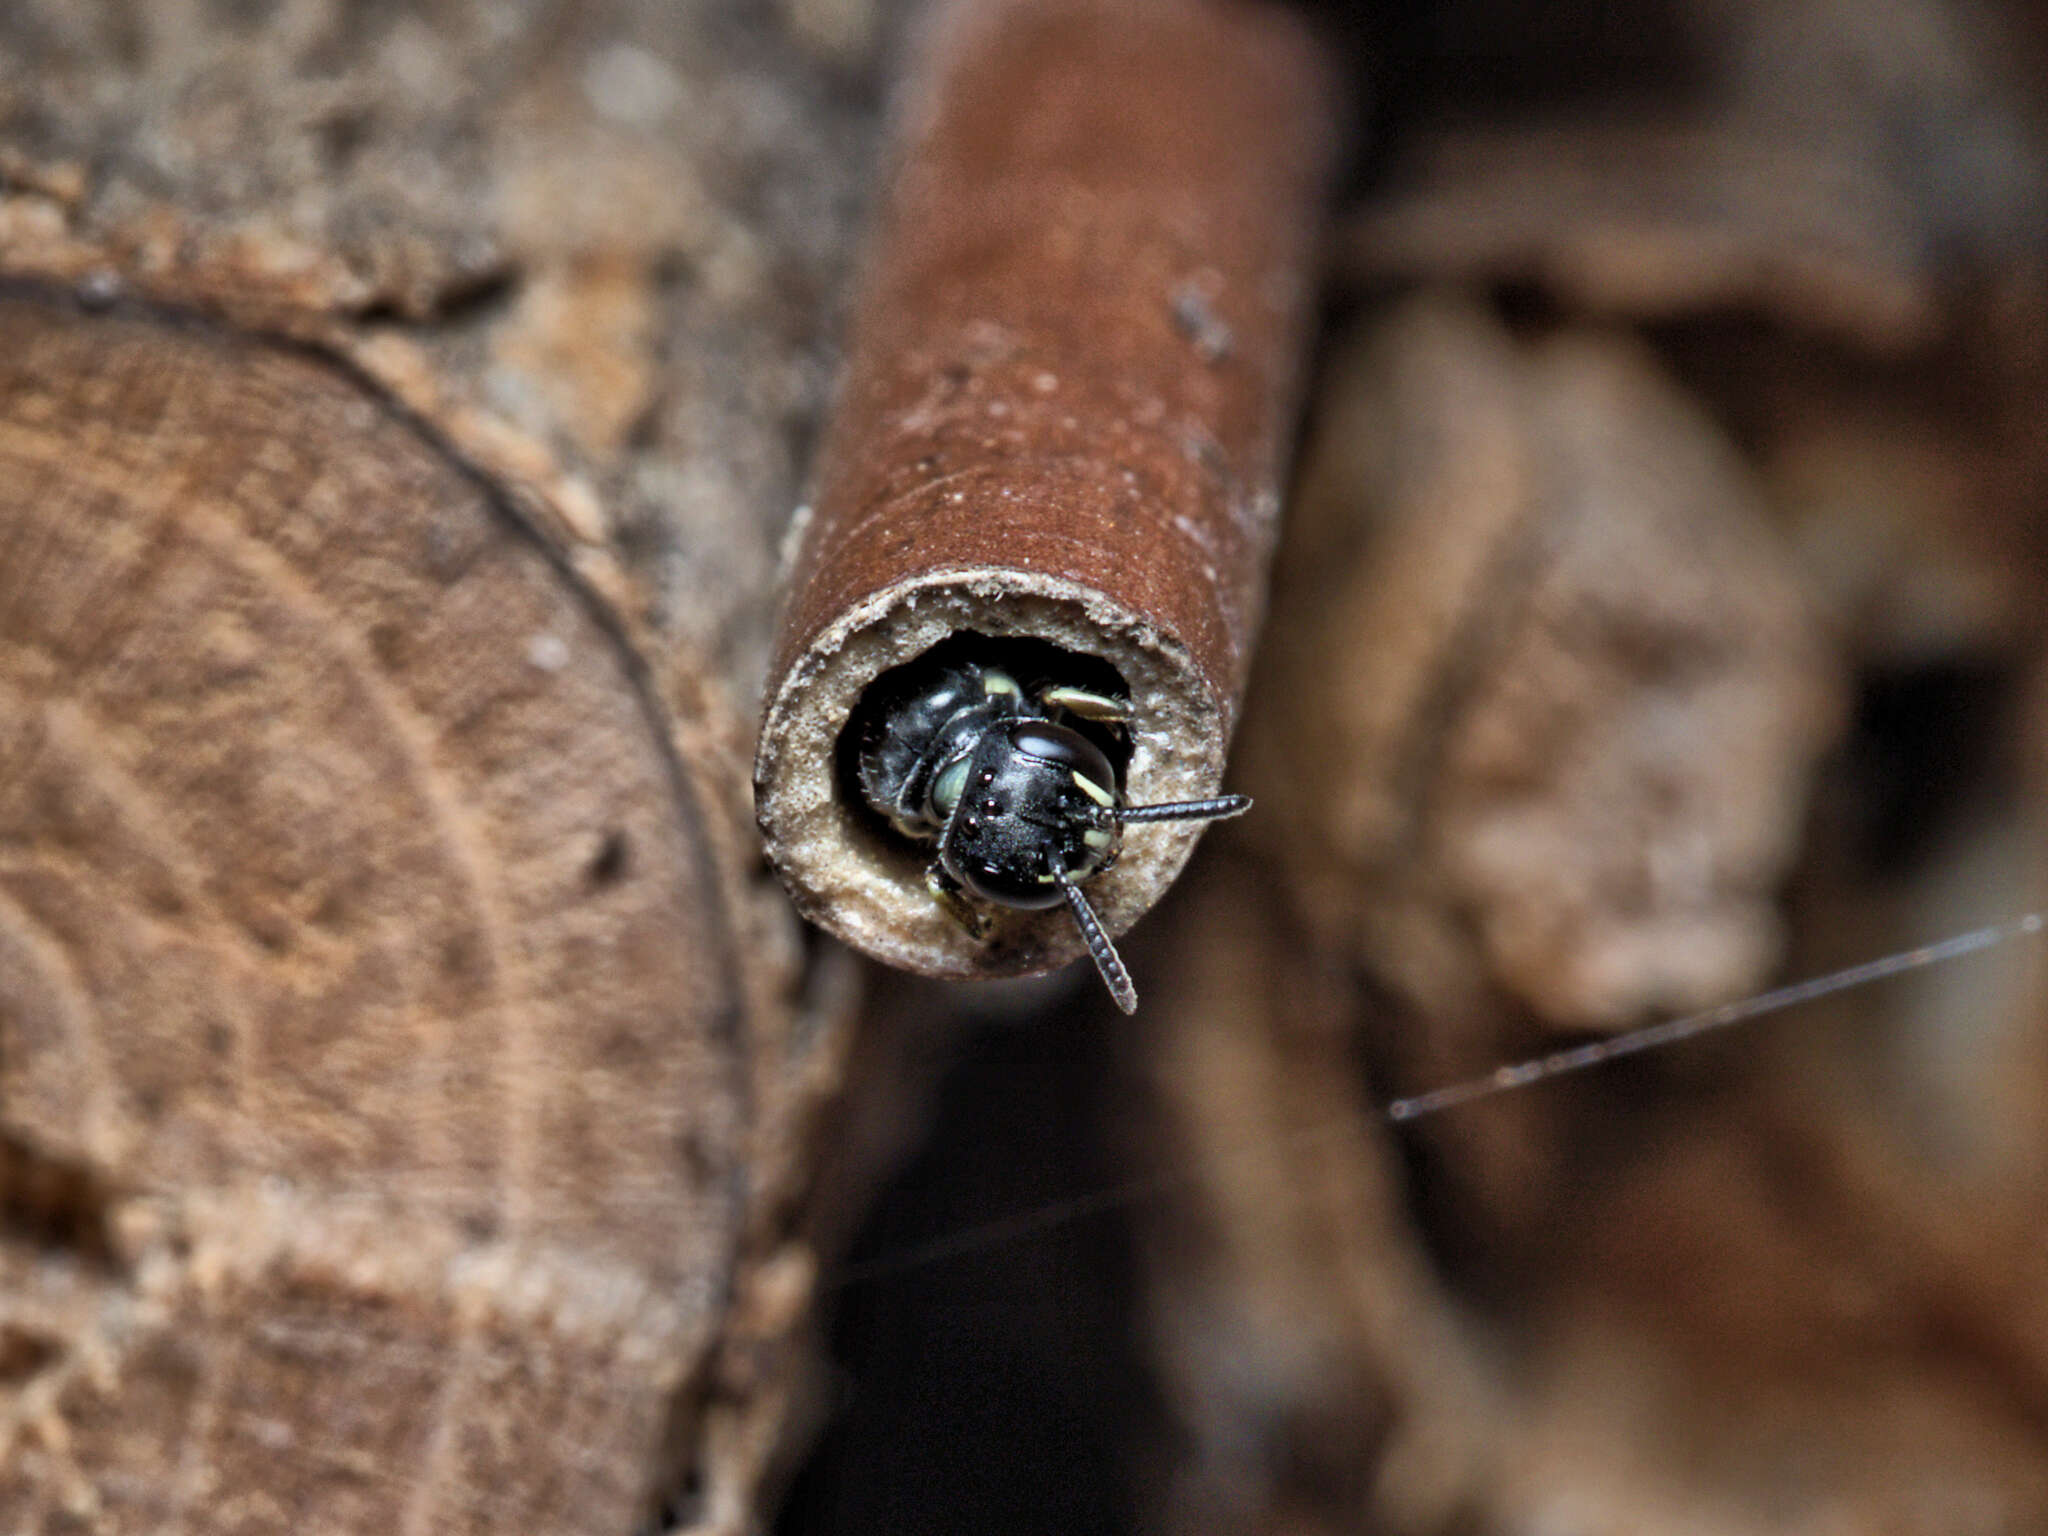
[854, 641, 1249, 1013]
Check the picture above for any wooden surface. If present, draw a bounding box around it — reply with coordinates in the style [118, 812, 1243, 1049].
[0, 289, 753, 1531]
[0, 3, 875, 1529]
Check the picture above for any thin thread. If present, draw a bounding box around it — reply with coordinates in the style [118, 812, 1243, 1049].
[829, 1166, 1190, 1288]
[825, 911, 2045, 1290]
[1384, 911, 2043, 1121]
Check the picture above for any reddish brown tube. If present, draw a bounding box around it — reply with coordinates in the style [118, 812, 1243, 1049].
[756, 0, 1339, 980]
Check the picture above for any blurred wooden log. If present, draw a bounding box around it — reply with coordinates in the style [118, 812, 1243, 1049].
[1346, 0, 2048, 351]
[1241, 293, 1845, 1041]
[1127, 283, 2048, 1533]
[1126, 849, 1488, 1536]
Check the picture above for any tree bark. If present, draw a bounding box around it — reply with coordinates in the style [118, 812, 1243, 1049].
[0, 3, 874, 1530]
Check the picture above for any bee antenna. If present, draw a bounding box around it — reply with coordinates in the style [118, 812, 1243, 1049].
[1115, 793, 1251, 826]
[1052, 866, 1138, 1014]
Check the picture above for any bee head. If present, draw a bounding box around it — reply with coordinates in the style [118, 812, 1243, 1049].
[936, 720, 1122, 908]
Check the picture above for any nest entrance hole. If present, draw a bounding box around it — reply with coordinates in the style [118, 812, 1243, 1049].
[835, 631, 1135, 858]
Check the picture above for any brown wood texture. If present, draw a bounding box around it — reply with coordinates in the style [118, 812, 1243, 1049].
[1240, 294, 1846, 1033]
[0, 290, 755, 1531]
[0, 4, 873, 1529]
[755, 0, 1339, 982]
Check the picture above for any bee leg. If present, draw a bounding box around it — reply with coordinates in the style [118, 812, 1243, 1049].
[1035, 684, 1131, 725]
[926, 862, 992, 940]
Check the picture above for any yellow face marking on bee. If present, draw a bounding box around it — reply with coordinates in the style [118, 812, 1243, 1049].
[1072, 771, 1114, 807]
[1040, 685, 1130, 723]
[983, 670, 1022, 696]
[932, 757, 971, 817]
[1083, 828, 1114, 850]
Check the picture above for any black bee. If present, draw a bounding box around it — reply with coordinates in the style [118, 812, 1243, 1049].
[856, 647, 1248, 1013]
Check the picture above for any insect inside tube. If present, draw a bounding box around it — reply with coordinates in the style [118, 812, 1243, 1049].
[851, 637, 1249, 1013]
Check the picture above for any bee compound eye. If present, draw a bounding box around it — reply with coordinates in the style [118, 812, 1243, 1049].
[1004, 721, 1118, 799]
[950, 844, 1066, 910]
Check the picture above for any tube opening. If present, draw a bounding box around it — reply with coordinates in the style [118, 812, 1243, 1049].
[837, 630, 1134, 858]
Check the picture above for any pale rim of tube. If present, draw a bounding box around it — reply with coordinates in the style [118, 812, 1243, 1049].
[754, 565, 1228, 980]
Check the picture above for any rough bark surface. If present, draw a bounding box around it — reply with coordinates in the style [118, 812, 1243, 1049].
[0, 3, 880, 1531]
[0, 0, 877, 688]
